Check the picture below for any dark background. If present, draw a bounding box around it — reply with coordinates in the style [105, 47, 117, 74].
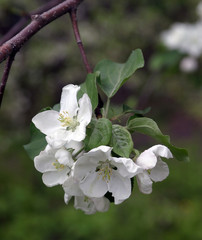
[0, 0, 202, 239]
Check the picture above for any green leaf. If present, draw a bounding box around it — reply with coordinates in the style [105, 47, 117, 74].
[110, 124, 133, 158]
[95, 49, 144, 98]
[123, 105, 151, 115]
[24, 123, 47, 160]
[77, 72, 99, 110]
[84, 118, 112, 151]
[127, 117, 189, 162]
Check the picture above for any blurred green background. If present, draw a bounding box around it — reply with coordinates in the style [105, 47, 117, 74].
[0, 0, 202, 239]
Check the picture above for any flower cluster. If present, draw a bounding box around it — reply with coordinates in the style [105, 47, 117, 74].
[32, 84, 173, 214]
[160, 2, 202, 72]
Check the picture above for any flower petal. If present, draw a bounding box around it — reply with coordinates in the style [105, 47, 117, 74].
[46, 130, 67, 149]
[32, 110, 61, 136]
[136, 171, 153, 194]
[74, 196, 97, 215]
[63, 175, 83, 197]
[111, 157, 143, 178]
[92, 197, 110, 212]
[149, 144, 173, 159]
[108, 170, 131, 204]
[86, 146, 112, 164]
[77, 93, 92, 125]
[60, 84, 80, 117]
[66, 122, 86, 142]
[73, 156, 97, 181]
[42, 168, 69, 187]
[34, 149, 56, 173]
[64, 193, 72, 204]
[149, 158, 169, 182]
[55, 148, 74, 166]
[79, 172, 108, 198]
[136, 150, 157, 170]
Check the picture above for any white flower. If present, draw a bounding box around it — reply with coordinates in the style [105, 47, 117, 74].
[180, 56, 198, 72]
[63, 174, 110, 214]
[34, 144, 74, 187]
[32, 84, 92, 148]
[73, 146, 142, 204]
[161, 22, 202, 57]
[135, 145, 173, 194]
[64, 194, 110, 215]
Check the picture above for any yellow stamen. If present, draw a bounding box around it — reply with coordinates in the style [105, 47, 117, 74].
[97, 162, 113, 182]
[52, 160, 65, 170]
[58, 111, 72, 127]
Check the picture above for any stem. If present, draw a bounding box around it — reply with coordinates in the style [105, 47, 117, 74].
[69, 8, 92, 73]
[69, 8, 104, 118]
[105, 98, 110, 118]
[0, 52, 16, 107]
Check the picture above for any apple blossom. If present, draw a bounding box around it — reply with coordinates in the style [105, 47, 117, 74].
[32, 84, 92, 148]
[63, 174, 110, 214]
[73, 145, 142, 204]
[64, 193, 110, 215]
[134, 145, 173, 194]
[34, 144, 75, 187]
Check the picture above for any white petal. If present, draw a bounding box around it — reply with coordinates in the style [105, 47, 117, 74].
[149, 145, 173, 159]
[46, 133, 67, 149]
[55, 148, 74, 166]
[92, 197, 110, 212]
[32, 110, 61, 136]
[136, 171, 153, 194]
[86, 146, 112, 164]
[77, 93, 92, 125]
[63, 175, 83, 197]
[79, 172, 108, 198]
[42, 168, 69, 187]
[66, 122, 86, 142]
[64, 193, 72, 204]
[149, 158, 169, 182]
[74, 196, 97, 215]
[108, 170, 131, 204]
[60, 84, 80, 117]
[136, 150, 157, 170]
[73, 156, 97, 181]
[34, 149, 56, 173]
[111, 157, 143, 178]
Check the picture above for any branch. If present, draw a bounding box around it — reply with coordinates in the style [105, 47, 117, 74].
[0, 52, 16, 107]
[70, 8, 92, 73]
[0, 0, 83, 64]
[69, 8, 104, 117]
[0, 0, 65, 46]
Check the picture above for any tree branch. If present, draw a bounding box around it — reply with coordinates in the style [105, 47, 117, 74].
[0, 0, 83, 64]
[0, 0, 65, 46]
[0, 52, 16, 107]
[69, 8, 92, 73]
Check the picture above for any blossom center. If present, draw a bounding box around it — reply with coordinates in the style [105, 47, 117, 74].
[96, 161, 114, 182]
[58, 111, 80, 131]
[52, 160, 65, 170]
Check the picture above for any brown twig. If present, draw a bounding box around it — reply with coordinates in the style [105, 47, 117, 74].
[69, 8, 92, 73]
[0, 0, 83, 64]
[0, 52, 16, 107]
[69, 8, 104, 117]
[0, 0, 65, 46]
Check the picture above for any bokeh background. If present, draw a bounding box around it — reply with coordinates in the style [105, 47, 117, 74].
[0, 0, 202, 239]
